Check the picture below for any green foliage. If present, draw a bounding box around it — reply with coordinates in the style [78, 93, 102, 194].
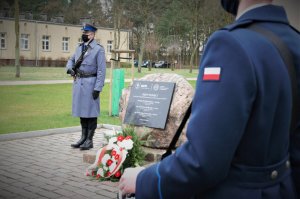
[122, 126, 146, 168]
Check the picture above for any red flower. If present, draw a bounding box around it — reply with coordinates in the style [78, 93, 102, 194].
[111, 150, 116, 156]
[96, 174, 101, 179]
[125, 136, 132, 140]
[117, 135, 125, 141]
[114, 154, 120, 160]
[92, 171, 96, 176]
[114, 170, 121, 178]
[106, 171, 111, 177]
[106, 159, 113, 166]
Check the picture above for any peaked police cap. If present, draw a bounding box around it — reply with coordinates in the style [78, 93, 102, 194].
[82, 23, 97, 32]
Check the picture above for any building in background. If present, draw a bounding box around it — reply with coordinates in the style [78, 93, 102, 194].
[0, 17, 131, 66]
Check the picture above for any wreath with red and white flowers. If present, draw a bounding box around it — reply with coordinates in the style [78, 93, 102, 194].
[86, 128, 144, 181]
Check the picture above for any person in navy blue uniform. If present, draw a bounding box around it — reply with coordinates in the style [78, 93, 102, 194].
[119, 0, 300, 198]
[66, 24, 106, 150]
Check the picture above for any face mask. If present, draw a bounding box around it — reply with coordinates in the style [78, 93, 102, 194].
[221, 0, 240, 15]
[81, 34, 89, 42]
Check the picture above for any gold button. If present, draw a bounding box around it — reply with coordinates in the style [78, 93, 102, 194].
[286, 161, 290, 168]
[271, 170, 278, 180]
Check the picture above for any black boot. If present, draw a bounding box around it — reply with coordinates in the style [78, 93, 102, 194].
[80, 118, 97, 150]
[71, 118, 88, 148]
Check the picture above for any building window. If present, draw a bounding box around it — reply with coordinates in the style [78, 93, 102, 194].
[0, 32, 6, 49]
[62, 37, 69, 52]
[42, 35, 50, 51]
[21, 34, 29, 50]
[107, 40, 113, 53]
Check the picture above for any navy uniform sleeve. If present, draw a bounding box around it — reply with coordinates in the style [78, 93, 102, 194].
[136, 30, 257, 199]
[94, 46, 106, 92]
[290, 129, 300, 195]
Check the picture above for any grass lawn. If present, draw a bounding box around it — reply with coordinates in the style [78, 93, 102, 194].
[0, 66, 198, 134]
[0, 66, 199, 81]
[0, 83, 123, 134]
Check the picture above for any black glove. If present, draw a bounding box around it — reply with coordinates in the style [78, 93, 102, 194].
[92, 90, 100, 100]
[67, 68, 75, 76]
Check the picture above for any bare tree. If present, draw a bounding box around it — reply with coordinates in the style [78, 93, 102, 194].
[15, 0, 20, 78]
[123, 0, 163, 73]
[144, 32, 160, 71]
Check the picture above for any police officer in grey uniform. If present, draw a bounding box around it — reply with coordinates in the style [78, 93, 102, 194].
[66, 24, 106, 150]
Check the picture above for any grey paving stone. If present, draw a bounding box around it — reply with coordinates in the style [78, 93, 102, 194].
[3, 186, 41, 199]
[96, 189, 118, 198]
[10, 181, 31, 189]
[17, 177, 37, 184]
[0, 189, 19, 198]
[39, 184, 58, 191]
[0, 127, 122, 199]
[0, 176, 18, 184]
[53, 188, 77, 197]
[58, 184, 81, 193]
[36, 189, 61, 199]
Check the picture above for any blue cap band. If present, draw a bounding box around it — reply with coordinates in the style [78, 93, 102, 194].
[81, 24, 97, 32]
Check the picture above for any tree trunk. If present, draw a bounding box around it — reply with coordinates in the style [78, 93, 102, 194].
[113, 10, 119, 68]
[137, 24, 147, 73]
[189, 43, 200, 73]
[148, 52, 151, 71]
[15, 0, 20, 78]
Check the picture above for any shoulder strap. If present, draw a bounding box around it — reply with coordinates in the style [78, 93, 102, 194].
[247, 24, 299, 134]
[74, 40, 92, 71]
[161, 102, 192, 160]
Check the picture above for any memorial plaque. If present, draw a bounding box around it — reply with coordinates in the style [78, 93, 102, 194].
[124, 80, 175, 129]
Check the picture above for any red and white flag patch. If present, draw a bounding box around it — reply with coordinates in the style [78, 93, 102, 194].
[203, 67, 221, 81]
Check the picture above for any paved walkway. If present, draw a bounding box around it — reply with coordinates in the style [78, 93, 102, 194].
[0, 126, 121, 199]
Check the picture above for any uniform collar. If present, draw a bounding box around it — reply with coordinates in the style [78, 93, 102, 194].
[223, 5, 290, 31]
[236, 4, 289, 24]
[236, 3, 270, 20]
[87, 39, 97, 49]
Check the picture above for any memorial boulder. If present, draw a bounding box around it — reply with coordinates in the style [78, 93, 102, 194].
[119, 73, 194, 149]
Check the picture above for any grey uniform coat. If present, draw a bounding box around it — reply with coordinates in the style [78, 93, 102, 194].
[66, 39, 106, 118]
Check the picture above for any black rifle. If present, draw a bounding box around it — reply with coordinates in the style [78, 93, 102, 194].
[71, 40, 93, 76]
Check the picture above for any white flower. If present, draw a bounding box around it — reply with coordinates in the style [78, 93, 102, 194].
[107, 137, 118, 149]
[101, 154, 110, 165]
[103, 165, 108, 171]
[109, 161, 117, 172]
[97, 168, 104, 177]
[119, 139, 134, 150]
[105, 130, 117, 137]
